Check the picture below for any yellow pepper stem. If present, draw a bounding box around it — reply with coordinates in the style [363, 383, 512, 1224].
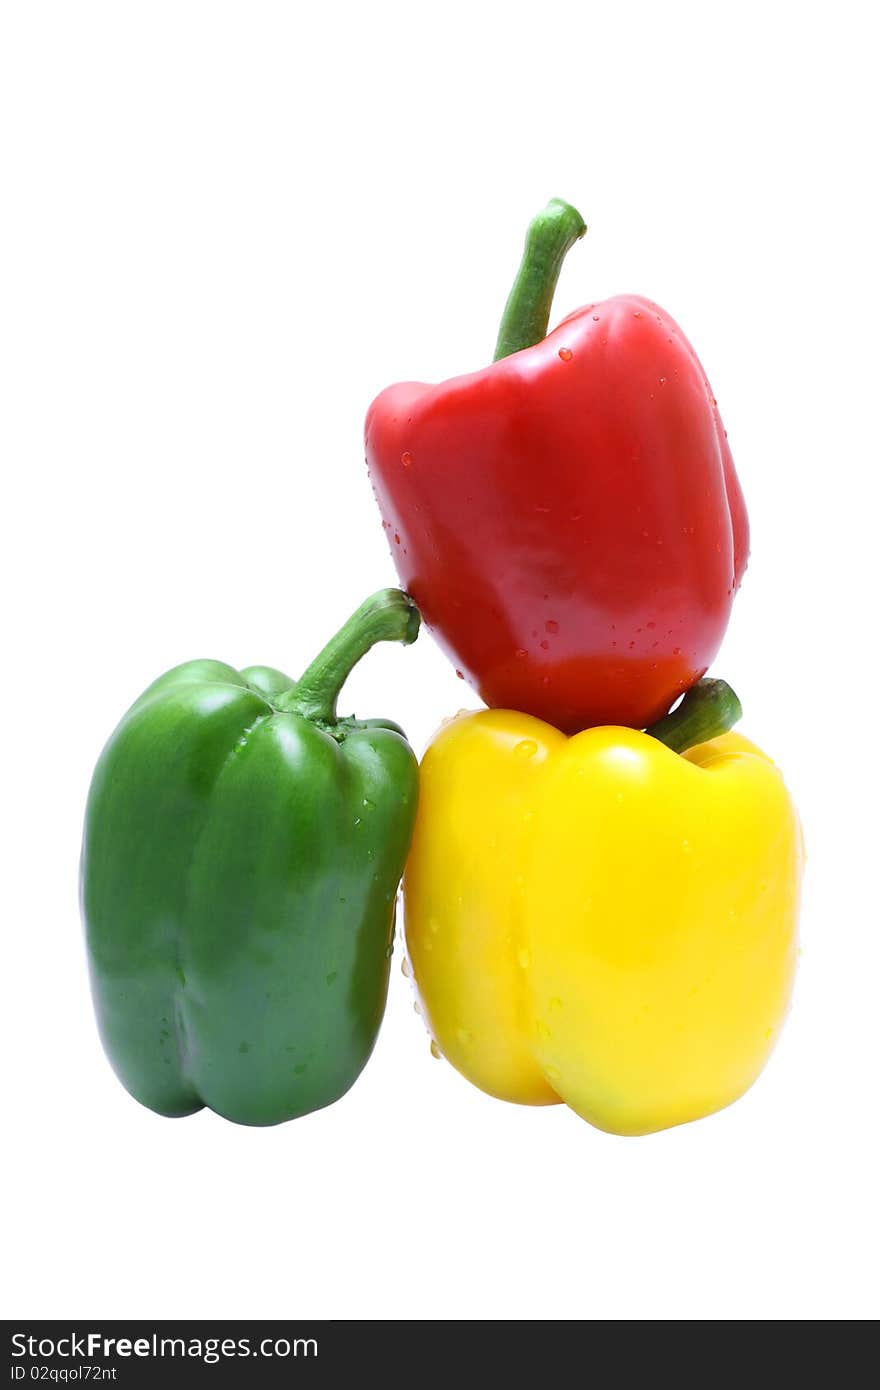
[645, 678, 742, 754]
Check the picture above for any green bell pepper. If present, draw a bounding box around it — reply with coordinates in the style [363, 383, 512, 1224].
[81, 588, 420, 1126]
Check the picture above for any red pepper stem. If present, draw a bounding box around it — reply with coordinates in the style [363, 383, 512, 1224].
[645, 678, 743, 754]
[493, 199, 587, 361]
[276, 589, 420, 724]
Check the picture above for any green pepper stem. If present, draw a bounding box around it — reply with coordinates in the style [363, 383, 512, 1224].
[276, 589, 420, 724]
[645, 678, 743, 754]
[493, 198, 587, 362]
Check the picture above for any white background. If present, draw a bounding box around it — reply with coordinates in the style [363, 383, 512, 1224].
[2, 1, 877, 1321]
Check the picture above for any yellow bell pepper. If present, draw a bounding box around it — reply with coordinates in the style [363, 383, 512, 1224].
[404, 681, 803, 1136]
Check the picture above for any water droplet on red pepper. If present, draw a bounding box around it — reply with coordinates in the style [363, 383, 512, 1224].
[455, 669, 464, 679]
[401, 451, 413, 467]
[558, 347, 572, 361]
[545, 619, 559, 634]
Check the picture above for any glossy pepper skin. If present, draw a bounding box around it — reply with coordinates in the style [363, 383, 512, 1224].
[81, 590, 420, 1126]
[403, 684, 802, 1136]
[366, 200, 748, 732]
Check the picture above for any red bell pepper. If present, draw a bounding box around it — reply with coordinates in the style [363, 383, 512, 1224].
[365, 199, 748, 732]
